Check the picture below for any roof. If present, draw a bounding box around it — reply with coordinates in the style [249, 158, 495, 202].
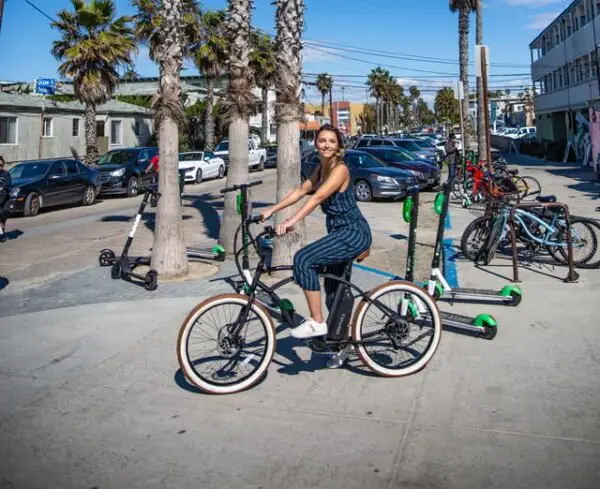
[0, 92, 151, 116]
[529, 0, 579, 47]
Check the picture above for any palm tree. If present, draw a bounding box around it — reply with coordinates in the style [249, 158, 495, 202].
[270, 0, 306, 268]
[435, 87, 459, 125]
[51, 0, 136, 166]
[366, 66, 389, 134]
[250, 29, 277, 145]
[315, 73, 333, 118]
[219, 0, 257, 253]
[449, 0, 476, 150]
[133, 0, 201, 278]
[122, 69, 141, 81]
[409, 85, 420, 125]
[192, 9, 227, 151]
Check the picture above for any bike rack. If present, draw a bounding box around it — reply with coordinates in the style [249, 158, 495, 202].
[508, 202, 579, 284]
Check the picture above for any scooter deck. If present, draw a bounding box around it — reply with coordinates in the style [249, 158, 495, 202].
[443, 287, 516, 302]
[187, 248, 226, 262]
[439, 311, 486, 333]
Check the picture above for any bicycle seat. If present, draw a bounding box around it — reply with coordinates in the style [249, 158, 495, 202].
[508, 169, 519, 176]
[536, 195, 557, 203]
[356, 249, 370, 263]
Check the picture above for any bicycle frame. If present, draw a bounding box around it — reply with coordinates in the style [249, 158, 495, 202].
[228, 224, 416, 347]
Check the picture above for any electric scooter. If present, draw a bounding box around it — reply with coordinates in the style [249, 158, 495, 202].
[99, 185, 159, 291]
[402, 186, 498, 339]
[427, 166, 522, 306]
[179, 170, 226, 262]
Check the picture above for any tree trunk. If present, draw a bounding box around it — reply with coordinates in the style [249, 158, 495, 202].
[219, 117, 249, 253]
[261, 86, 269, 144]
[271, 120, 304, 268]
[204, 77, 215, 151]
[321, 92, 325, 116]
[376, 98, 380, 133]
[84, 103, 98, 166]
[476, 2, 487, 162]
[459, 8, 471, 151]
[151, 0, 188, 278]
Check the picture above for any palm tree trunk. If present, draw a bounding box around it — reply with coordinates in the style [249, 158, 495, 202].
[321, 92, 325, 116]
[261, 86, 269, 144]
[151, 0, 188, 278]
[219, 117, 249, 252]
[84, 103, 98, 165]
[459, 8, 471, 151]
[204, 77, 215, 151]
[376, 98, 380, 133]
[476, 2, 487, 162]
[271, 0, 306, 270]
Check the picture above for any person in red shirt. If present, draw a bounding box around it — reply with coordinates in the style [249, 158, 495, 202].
[146, 154, 159, 186]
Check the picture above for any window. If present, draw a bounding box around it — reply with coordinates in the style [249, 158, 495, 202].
[48, 161, 65, 177]
[110, 120, 123, 145]
[72, 119, 80, 137]
[369, 139, 384, 146]
[65, 160, 80, 175]
[42, 117, 53, 137]
[0, 117, 17, 144]
[134, 120, 141, 136]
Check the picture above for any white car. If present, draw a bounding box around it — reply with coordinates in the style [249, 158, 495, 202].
[178, 151, 226, 184]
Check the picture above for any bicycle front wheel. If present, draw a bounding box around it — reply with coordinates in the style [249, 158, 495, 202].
[480, 214, 505, 265]
[177, 294, 276, 395]
[351, 281, 442, 377]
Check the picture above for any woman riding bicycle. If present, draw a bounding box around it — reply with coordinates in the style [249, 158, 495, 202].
[260, 124, 372, 339]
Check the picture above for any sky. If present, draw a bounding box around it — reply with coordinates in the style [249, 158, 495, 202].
[0, 0, 574, 105]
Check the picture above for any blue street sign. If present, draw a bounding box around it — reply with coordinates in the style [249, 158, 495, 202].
[35, 78, 56, 95]
[490, 101, 497, 122]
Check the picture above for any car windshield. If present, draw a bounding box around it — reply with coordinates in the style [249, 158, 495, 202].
[215, 141, 229, 151]
[396, 141, 422, 152]
[381, 148, 416, 161]
[97, 150, 139, 165]
[179, 153, 203, 161]
[412, 140, 432, 148]
[346, 153, 386, 169]
[9, 162, 50, 179]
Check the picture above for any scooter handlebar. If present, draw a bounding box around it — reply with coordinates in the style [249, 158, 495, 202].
[220, 180, 263, 194]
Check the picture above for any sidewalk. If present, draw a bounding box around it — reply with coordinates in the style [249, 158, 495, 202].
[1, 162, 599, 489]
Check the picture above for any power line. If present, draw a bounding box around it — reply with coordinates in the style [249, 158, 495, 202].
[23, 0, 55, 22]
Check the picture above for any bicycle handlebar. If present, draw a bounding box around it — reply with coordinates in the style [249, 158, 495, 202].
[220, 180, 263, 194]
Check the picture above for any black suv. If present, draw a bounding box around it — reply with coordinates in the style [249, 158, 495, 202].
[97, 147, 157, 197]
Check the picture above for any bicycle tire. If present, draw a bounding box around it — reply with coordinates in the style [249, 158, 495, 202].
[177, 294, 276, 395]
[520, 176, 542, 201]
[573, 218, 600, 269]
[480, 214, 505, 265]
[460, 216, 491, 261]
[548, 218, 599, 268]
[351, 281, 442, 377]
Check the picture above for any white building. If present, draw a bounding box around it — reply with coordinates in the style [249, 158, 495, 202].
[529, 0, 600, 141]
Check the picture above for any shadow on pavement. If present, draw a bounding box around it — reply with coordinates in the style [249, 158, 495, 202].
[1, 229, 23, 241]
[0, 277, 9, 292]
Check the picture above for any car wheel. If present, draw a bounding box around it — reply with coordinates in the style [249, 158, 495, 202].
[127, 177, 139, 197]
[24, 192, 41, 217]
[257, 158, 265, 172]
[355, 180, 372, 202]
[217, 165, 225, 179]
[195, 168, 203, 184]
[82, 185, 96, 206]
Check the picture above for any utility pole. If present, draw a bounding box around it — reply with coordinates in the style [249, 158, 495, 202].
[341, 86, 345, 102]
[0, 0, 5, 34]
[481, 46, 492, 170]
[329, 86, 334, 126]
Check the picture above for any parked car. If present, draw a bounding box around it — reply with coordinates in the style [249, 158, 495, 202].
[354, 137, 439, 164]
[358, 147, 441, 189]
[7, 158, 101, 217]
[178, 151, 226, 183]
[96, 147, 157, 197]
[301, 149, 417, 202]
[214, 138, 267, 172]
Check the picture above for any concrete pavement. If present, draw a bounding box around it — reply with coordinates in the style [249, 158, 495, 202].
[1, 155, 600, 488]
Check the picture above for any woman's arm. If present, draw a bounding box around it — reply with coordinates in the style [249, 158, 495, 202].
[261, 164, 321, 219]
[279, 165, 349, 232]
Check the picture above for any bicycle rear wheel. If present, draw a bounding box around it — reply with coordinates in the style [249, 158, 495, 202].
[177, 294, 276, 395]
[547, 218, 599, 267]
[351, 281, 442, 377]
[520, 176, 542, 201]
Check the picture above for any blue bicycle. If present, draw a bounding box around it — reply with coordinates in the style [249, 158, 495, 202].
[461, 199, 598, 267]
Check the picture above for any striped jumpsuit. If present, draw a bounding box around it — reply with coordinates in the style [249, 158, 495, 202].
[293, 173, 372, 291]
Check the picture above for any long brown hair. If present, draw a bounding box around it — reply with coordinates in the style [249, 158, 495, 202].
[314, 124, 345, 179]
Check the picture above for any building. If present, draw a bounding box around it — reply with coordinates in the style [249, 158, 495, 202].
[0, 92, 152, 163]
[529, 0, 600, 141]
[303, 101, 366, 136]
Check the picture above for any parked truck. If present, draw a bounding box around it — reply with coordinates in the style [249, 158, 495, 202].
[214, 138, 267, 172]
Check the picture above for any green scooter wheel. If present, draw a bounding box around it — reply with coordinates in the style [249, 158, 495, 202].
[473, 314, 497, 340]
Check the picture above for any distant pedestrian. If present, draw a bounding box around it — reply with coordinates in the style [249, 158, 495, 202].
[0, 156, 12, 241]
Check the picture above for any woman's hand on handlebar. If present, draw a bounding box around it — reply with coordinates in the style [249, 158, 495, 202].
[275, 219, 295, 236]
[259, 207, 275, 222]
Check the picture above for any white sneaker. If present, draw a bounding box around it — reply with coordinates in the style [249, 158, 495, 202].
[291, 318, 328, 339]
